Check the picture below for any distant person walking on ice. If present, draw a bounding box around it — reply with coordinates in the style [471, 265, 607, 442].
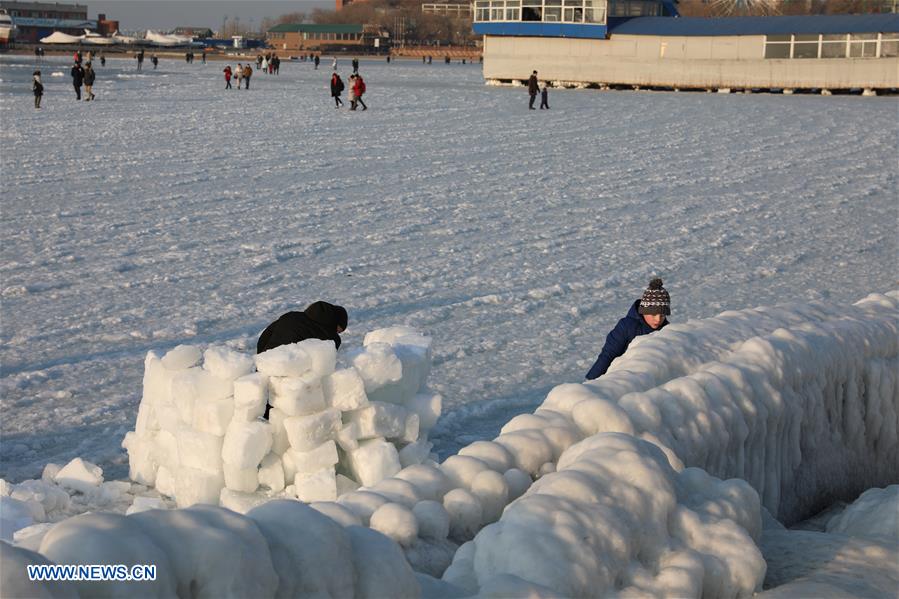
[137, 50, 144, 71]
[331, 72, 345, 108]
[528, 70, 539, 109]
[585, 278, 671, 380]
[83, 63, 96, 101]
[71, 62, 84, 100]
[352, 57, 359, 73]
[314, 54, 320, 70]
[257, 301, 348, 419]
[243, 64, 253, 89]
[332, 56, 338, 71]
[351, 73, 367, 110]
[540, 83, 550, 109]
[223, 65, 233, 89]
[32, 70, 43, 109]
[151, 54, 158, 69]
[235, 64, 243, 89]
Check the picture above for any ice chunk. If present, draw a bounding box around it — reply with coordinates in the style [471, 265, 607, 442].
[219, 489, 269, 514]
[0, 497, 35, 542]
[300, 338, 338, 378]
[363, 326, 431, 351]
[441, 455, 489, 491]
[346, 402, 408, 440]
[10, 480, 70, 515]
[395, 464, 453, 501]
[443, 488, 483, 543]
[270, 374, 327, 416]
[503, 469, 532, 501]
[258, 453, 285, 493]
[255, 343, 312, 378]
[347, 524, 420, 599]
[459, 441, 515, 472]
[222, 420, 272, 469]
[55, 458, 104, 494]
[399, 440, 434, 468]
[126, 496, 168, 515]
[350, 343, 403, 395]
[268, 408, 290, 455]
[281, 449, 297, 483]
[224, 463, 259, 493]
[296, 468, 337, 503]
[177, 428, 224, 474]
[134, 399, 159, 436]
[494, 430, 554, 476]
[344, 439, 402, 487]
[162, 344, 202, 370]
[323, 368, 370, 411]
[233, 373, 269, 421]
[203, 346, 255, 381]
[826, 485, 899, 542]
[173, 467, 224, 508]
[284, 408, 341, 451]
[413, 500, 451, 540]
[152, 429, 180, 469]
[143, 353, 175, 406]
[471, 470, 509, 524]
[288, 440, 339, 474]
[122, 432, 157, 486]
[171, 368, 232, 424]
[12, 522, 56, 552]
[310, 501, 362, 527]
[406, 392, 442, 432]
[337, 491, 390, 525]
[370, 478, 422, 508]
[370, 503, 418, 547]
[246, 500, 354, 598]
[336, 474, 361, 496]
[337, 423, 360, 452]
[41, 464, 62, 485]
[155, 466, 176, 498]
[402, 413, 420, 443]
[192, 397, 235, 436]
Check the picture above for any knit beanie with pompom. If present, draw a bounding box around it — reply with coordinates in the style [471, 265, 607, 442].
[638, 278, 670, 315]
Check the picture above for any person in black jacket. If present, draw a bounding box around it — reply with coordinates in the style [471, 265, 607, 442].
[585, 278, 671, 380]
[70, 63, 84, 100]
[330, 72, 345, 108]
[257, 301, 348, 419]
[32, 71, 43, 109]
[527, 70, 539, 110]
[257, 301, 348, 354]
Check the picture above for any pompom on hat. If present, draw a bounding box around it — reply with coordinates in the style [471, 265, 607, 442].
[638, 278, 670, 316]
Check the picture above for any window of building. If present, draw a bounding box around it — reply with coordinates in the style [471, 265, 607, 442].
[881, 33, 899, 57]
[764, 35, 791, 59]
[476, 0, 606, 24]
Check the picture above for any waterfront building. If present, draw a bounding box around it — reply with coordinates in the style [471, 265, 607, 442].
[473, 0, 899, 92]
[267, 23, 366, 52]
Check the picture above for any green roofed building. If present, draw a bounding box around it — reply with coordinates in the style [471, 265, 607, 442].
[267, 23, 365, 52]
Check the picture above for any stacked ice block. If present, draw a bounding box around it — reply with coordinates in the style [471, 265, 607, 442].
[123, 326, 441, 509]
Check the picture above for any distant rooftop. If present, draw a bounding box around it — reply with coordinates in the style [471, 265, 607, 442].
[609, 14, 899, 36]
[268, 23, 363, 34]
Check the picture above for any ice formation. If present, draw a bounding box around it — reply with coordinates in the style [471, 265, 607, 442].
[1, 293, 897, 598]
[121, 327, 440, 509]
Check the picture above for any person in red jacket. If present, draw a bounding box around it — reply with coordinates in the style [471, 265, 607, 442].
[223, 65, 232, 89]
[351, 73, 367, 111]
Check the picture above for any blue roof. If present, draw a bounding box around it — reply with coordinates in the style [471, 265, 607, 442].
[609, 14, 899, 37]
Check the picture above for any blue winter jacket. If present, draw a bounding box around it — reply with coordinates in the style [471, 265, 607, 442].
[585, 299, 668, 380]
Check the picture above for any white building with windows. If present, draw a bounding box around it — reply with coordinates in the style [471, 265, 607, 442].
[473, 0, 899, 93]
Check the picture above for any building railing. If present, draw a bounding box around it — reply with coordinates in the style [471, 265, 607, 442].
[474, 0, 607, 25]
[764, 32, 899, 59]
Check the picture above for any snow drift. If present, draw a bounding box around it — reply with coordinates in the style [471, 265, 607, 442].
[1, 292, 897, 598]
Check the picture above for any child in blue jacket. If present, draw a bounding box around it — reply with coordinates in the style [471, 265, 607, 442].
[585, 278, 670, 380]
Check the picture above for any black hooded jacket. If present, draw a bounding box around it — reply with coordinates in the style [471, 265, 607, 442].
[256, 301, 348, 354]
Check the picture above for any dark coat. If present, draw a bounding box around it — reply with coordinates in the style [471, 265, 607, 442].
[585, 299, 668, 380]
[331, 75, 344, 97]
[33, 79, 43, 96]
[527, 74, 539, 95]
[83, 68, 95, 86]
[256, 301, 348, 354]
[71, 66, 84, 85]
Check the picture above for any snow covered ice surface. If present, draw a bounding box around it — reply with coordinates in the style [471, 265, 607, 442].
[1, 55, 899, 597]
[2, 55, 897, 480]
